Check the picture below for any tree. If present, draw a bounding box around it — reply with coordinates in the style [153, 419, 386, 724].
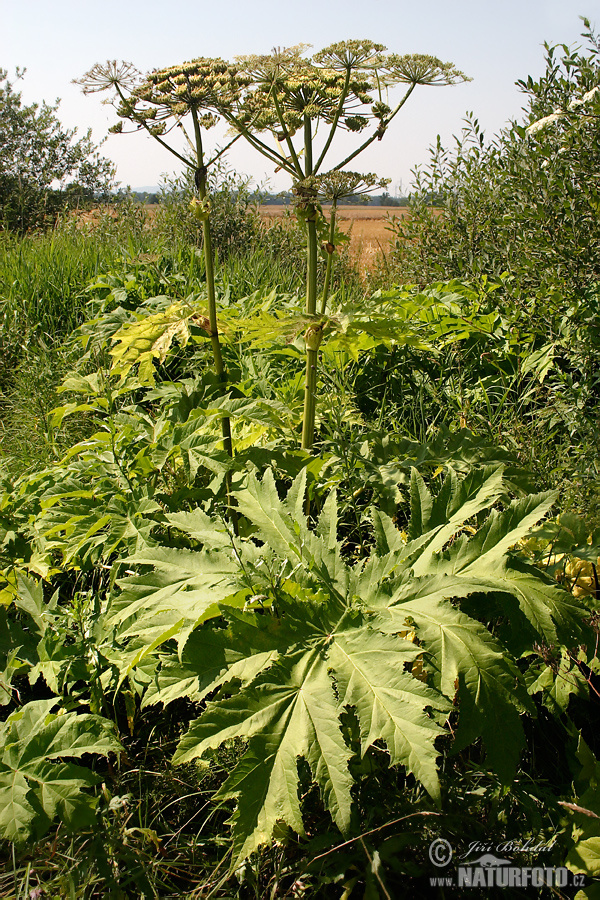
[0, 69, 116, 233]
[391, 20, 600, 297]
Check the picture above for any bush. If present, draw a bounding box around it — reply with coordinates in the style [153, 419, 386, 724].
[389, 20, 600, 298]
[0, 69, 116, 233]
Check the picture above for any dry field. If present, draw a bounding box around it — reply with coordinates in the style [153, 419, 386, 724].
[260, 204, 410, 271]
[76, 203, 410, 272]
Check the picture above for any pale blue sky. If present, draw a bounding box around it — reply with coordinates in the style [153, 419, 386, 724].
[2, 0, 594, 192]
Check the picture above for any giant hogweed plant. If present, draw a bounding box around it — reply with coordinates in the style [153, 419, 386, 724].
[91, 465, 589, 864]
[79, 43, 469, 457]
[209, 41, 469, 451]
[77, 58, 252, 523]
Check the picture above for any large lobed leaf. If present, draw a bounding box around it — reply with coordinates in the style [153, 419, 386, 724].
[118, 465, 590, 863]
[0, 699, 122, 842]
[173, 596, 447, 865]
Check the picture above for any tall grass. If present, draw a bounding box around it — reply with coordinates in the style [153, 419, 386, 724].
[0, 196, 366, 477]
[0, 204, 154, 366]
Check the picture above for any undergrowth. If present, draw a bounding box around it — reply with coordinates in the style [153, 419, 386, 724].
[1, 31, 600, 898]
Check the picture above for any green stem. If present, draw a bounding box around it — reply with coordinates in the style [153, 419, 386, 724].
[191, 110, 225, 384]
[191, 108, 236, 528]
[320, 198, 337, 316]
[301, 347, 319, 452]
[301, 322, 324, 517]
[306, 213, 318, 317]
[272, 93, 304, 177]
[314, 70, 351, 174]
[304, 113, 313, 178]
[334, 83, 417, 171]
[223, 111, 296, 175]
[301, 115, 320, 467]
[304, 116, 318, 317]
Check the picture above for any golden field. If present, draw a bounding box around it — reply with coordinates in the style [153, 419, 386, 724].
[260, 204, 410, 270]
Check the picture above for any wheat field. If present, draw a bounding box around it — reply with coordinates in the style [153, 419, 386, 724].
[260, 204, 410, 270]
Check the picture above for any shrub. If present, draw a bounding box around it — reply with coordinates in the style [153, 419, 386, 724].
[0, 69, 116, 233]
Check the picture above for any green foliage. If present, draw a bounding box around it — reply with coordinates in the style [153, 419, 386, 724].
[2, 23, 600, 897]
[382, 25, 600, 526]
[0, 69, 116, 234]
[0, 698, 121, 842]
[113, 465, 587, 865]
[1, 200, 598, 890]
[390, 22, 600, 300]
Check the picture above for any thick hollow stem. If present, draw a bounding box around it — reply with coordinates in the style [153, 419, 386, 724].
[191, 109, 236, 528]
[301, 347, 319, 452]
[304, 116, 318, 318]
[301, 226, 319, 455]
[301, 116, 322, 461]
[320, 199, 338, 316]
[301, 333, 322, 516]
[303, 113, 313, 178]
[200, 214, 233, 453]
[200, 217, 225, 378]
[305, 213, 318, 316]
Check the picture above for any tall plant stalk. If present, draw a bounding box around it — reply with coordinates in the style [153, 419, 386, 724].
[76, 58, 248, 525]
[301, 114, 322, 455]
[218, 43, 469, 454]
[320, 198, 338, 316]
[190, 109, 233, 462]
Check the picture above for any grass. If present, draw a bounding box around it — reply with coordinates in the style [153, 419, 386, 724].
[0, 200, 362, 480]
[1, 197, 599, 898]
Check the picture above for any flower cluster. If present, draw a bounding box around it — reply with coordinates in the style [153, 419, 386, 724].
[228, 43, 469, 144]
[233, 48, 374, 134]
[380, 54, 470, 87]
[526, 84, 600, 136]
[125, 59, 249, 127]
[77, 41, 470, 186]
[295, 170, 391, 204]
[77, 57, 249, 135]
[74, 60, 141, 94]
[313, 40, 387, 71]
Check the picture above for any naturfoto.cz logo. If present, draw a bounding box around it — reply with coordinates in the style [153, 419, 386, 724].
[428, 838, 586, 890]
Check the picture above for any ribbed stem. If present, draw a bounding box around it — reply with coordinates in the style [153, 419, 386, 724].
[191, 108, 236, 529]
[200, 216, 234, 461]
[301, 347, 319, 452]
[320, 199, 337, 316]
[301, 115, 320, 459]
[305, 213, 318, 316]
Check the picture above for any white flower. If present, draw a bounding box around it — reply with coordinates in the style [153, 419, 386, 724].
[526, 111, 562, 135]
[582, 84, 600, 103]
[565, 84, 599, 112]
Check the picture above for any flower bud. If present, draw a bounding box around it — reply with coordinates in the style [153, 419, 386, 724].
[189, 197, 212, 221]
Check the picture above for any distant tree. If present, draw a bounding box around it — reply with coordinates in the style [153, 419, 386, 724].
[129, 191, 160, 204]
[0, 69, 116, 233]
